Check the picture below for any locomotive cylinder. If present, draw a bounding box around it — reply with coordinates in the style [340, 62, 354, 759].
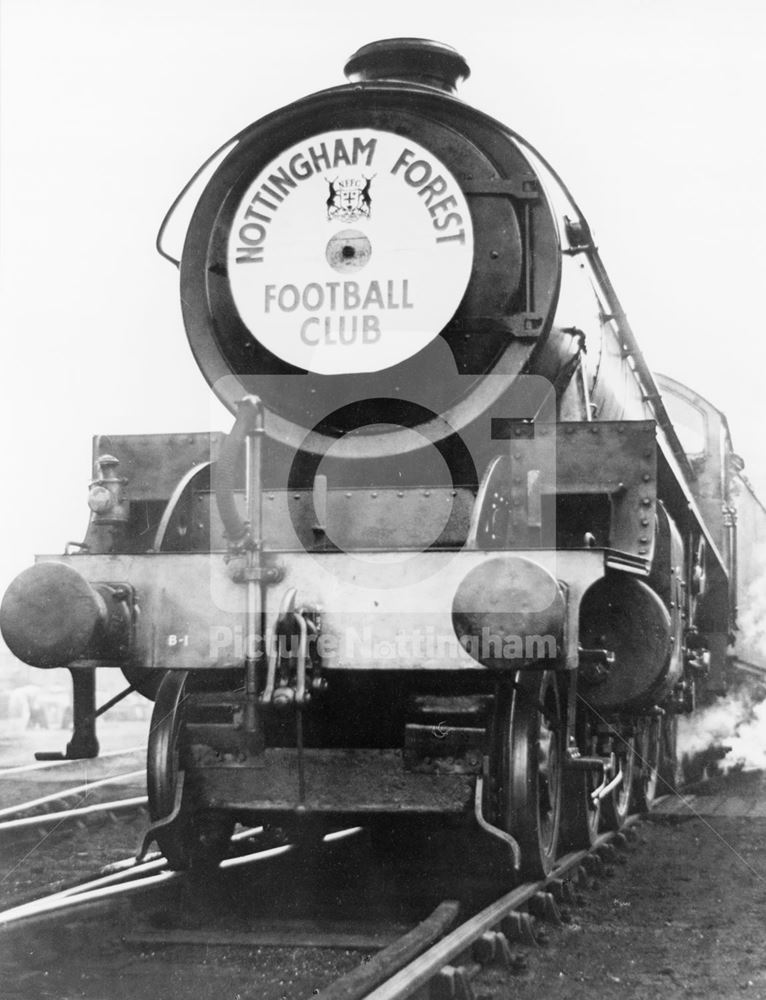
[578, 574, 676, 711]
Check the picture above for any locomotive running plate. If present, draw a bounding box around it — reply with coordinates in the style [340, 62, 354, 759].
[227, 128, 474, 375]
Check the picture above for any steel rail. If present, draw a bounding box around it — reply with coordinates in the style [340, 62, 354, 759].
[3, 826, 266, 913]
[0, 802, 634, 1000]
[0, 794, 148, 835]
[0, 841, 294, 929]
[314, 902, 461, 1000]
[0, 868, 180, 929]
[1, 855, 171, 923]
[0, 769, 145, 821]
[363, 826, 631, 1000]
[0, 815, 633, 1000]
[0, 746, 145, 777]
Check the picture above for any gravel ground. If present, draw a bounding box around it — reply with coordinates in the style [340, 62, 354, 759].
[476, 780, 766, 1000]
[4, 803, 766, 999]
[0, 723, 149, 911]
[2, 727, 765, 1000]
[1, 803, 148, 911]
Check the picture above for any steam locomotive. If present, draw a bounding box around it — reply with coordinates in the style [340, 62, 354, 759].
[0, 39, 743, 878]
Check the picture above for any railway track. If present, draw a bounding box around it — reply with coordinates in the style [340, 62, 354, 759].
[0, 793, 148, 848]
[0, 810, 640, 1000]
[0, 745, 145, 779]
[0, 777, 148, 851]
[0, 749, 148, 846]
[0, 827, 292, 931]
[358, 828, 633, 1000]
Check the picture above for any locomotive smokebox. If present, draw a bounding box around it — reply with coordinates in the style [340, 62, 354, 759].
[177, 38, 563, 457]
[344, 38, 470, 93]
[0, 563, 132, 669]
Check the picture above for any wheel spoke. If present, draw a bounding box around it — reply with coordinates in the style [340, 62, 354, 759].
[634, 715, 662, 811]
[601, 734, 635, 829]
[146, 672, 234, 870]
[493, 672, 563, 880]
[560, 708, 601, 851]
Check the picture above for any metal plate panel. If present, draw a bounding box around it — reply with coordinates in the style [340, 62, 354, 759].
[37, 547, 605, 672]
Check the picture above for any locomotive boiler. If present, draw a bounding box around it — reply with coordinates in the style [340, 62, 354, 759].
[0, 39, 735, 878]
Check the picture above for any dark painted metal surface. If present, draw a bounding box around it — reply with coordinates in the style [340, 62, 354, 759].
[179, 84, 563, 454]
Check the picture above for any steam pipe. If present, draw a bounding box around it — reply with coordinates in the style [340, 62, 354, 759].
[243, 397, 265, 752]
[725, 505, 738, 628]
[214, 399, 253, 544]
[214, 395, 266, 751]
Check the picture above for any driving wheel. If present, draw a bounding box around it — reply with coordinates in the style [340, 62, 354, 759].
[633, 715, 662, 812]
[494, 671, 563, 879]
[147, 671, 233, 870]
[601, 732, 635, 829]
[560, 711, 601, 851]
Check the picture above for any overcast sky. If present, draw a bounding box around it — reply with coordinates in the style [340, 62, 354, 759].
[1, 0, 765, 588]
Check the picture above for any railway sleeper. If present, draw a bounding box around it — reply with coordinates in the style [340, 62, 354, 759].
[500, 910, 538, 946]
[581, 853, 604, 877]
[596, 842, 619, 864]
[431, 931, 528, 1000]
[472, 930, 514, 968]
[547, 876, 577, 904]
[529, 890, 563, 925]
[431, 963, 479, 1000]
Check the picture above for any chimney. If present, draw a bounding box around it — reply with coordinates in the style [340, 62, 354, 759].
[344, 38, 470, 94]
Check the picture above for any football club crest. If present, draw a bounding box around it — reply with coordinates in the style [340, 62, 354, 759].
[326, 176, 373, 222]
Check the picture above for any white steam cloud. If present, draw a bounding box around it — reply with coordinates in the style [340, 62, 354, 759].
[678, 686, 766, 773]
[677, 531, 766, 775]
